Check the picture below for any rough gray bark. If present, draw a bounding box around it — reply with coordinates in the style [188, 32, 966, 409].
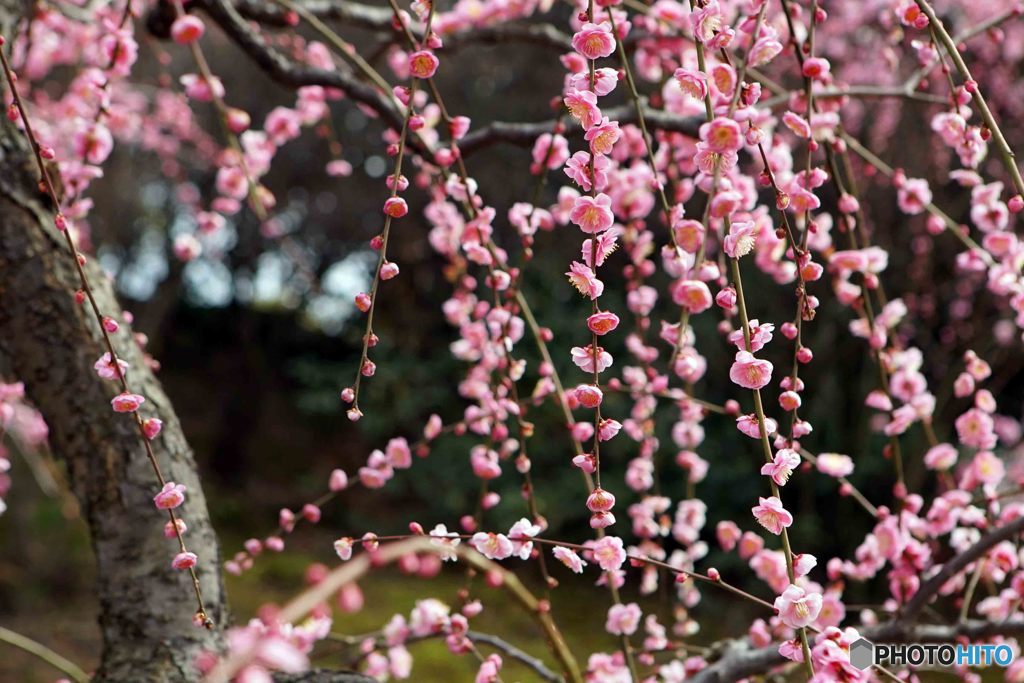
[0, 5, 376, 682]
[0, 2, 226, 679]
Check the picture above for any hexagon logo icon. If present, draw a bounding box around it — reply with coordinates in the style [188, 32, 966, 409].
[850, 638, 874, 670]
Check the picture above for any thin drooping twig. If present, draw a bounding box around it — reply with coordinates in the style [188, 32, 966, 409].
[0, 626, 90, 683]
[914, 0, 1024, 197]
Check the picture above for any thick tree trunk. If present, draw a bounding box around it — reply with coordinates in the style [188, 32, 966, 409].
[0, 5, 375, 682]
[0, 3, 225, 678]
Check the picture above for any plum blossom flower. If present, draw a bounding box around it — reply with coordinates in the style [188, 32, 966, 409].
[724, 220, 757, 258]
[774, 584, 823, 628]
[570, 67, 618, 96]
[587, 311, 620, 335]
[955, 408, 997, 449]
[508, 518, 541, 559]
[531, 134, 569, 171]
[171, 15, 206, 44]
[566, 262, 604, 299]
[585, 118, 621, 156]
[111, 392, 145, 413]
[569, 194, 615, 234]
[897, 177, 932, 215]
[591, 535, 626, 571]
[581, 228, 620, 268]
[553, 546, 586, 573]
[816, 453, 854, 478]
[691, 0, 723, 42]
[94, 353, 128, 382]
[429, 524, 461, 562]
[924, 443, 958, 470]
[471, 532, 514, 560]
[171, 552, 198, 570]
[571, 345, 613, 373]
[154, 482, 186, 510]
[703, 117, 743, 153]
[737, 414, 777, 438]
[674, 68, 708, 100]
[408, 50, 439, 78]
[142, 418, 163, 440]
[672, 218, 705, 253]
[564, 90, 602, 130]
[761, 449, 800, 486]
[333, 537, 354, 561]
[730, 351, 773, 390]
[606, 603, 642, 635]
[572, 22, 616, 60]
[672, 280, 713, 313]
[575, 384, 603, 408]
[752, 496, 793, 535]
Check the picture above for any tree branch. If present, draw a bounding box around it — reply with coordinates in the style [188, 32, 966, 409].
[903, 515, 1024, 619]
[459, 103, 701, 155]
[466, 630, 561, 682]
[197, 0, 422, 149]
[689, 516, 1024, 683]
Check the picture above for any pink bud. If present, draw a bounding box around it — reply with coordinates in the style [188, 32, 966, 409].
[383, 197, 408, 217]
[164, 518, 188, 538]
[102, 316, 119, 333]
[171, 15, 206, 44]
[586, 487, 616, 512]
[779, 391, 801, 411]
[385, 174, 409, 192]
[354, 292, 372, 312]
[360, 359, 376, 377]
[796, 347, 813, 364]
[340, 387, 355, 403]
[172, 551, 198, 570]
[226, 107, 251, 134]
[715, 287, 737, 309]
[337, 583, 364, 613]
[154, 483, 189, 509]
[347, 407, 363, 422]
[54, 214, 68, 231]
[328, 468, 349, 491]
[380, 262, 400, 280]
[301, 504, 321, 523]
[142, 418, 163, 440]
[1010, 195, 1024, 213]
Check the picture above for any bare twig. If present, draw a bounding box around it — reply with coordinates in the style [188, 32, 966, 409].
[0, 626, 90, 683]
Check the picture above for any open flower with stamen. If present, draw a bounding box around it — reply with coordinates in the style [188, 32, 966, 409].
[774, 584, 822, 629]
[566, 261, 604, 299]
[752, 496, 793, 535]
[730, 351, 773, 390]
[761, 449, 800, 486]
